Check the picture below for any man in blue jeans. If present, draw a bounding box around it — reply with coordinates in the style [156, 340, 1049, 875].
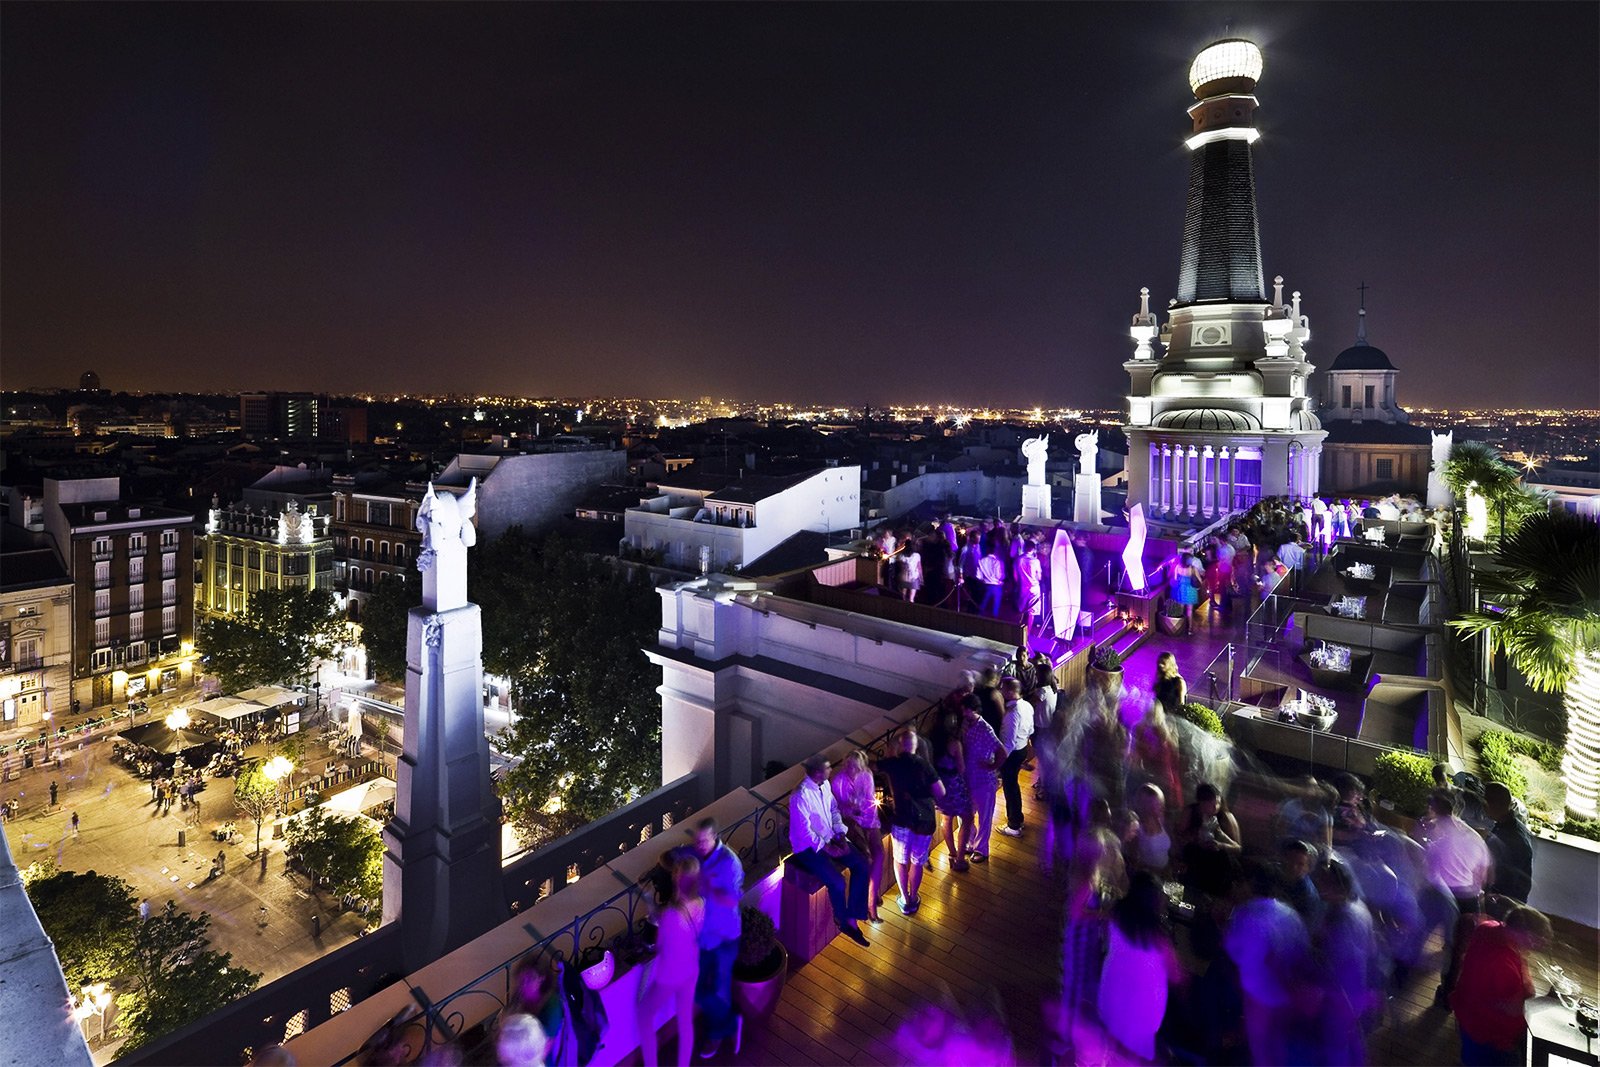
[787, 754, 872, 948]
[689, 817, 743, 1059]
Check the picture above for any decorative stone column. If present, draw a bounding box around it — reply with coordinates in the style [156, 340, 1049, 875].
[382, 479, 507, 969]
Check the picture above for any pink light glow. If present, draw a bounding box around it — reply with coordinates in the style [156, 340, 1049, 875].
[1050, 530, 1081, 641]
[1123, 503, 1148, 592]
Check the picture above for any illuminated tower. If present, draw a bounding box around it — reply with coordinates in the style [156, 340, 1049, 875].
[1124, 39, 1326, 523]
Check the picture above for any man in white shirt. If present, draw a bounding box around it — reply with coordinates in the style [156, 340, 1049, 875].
[997, 677, 1034, 837]
[976, 549, 1006, 618]
[1417, 789, 1491, 1003]
[788, 754, 872, 947]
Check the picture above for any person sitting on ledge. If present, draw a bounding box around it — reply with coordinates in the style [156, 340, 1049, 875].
[788, 754, 872, 947]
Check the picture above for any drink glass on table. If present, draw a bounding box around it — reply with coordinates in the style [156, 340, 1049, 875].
[1577, 997, 1599, 1040]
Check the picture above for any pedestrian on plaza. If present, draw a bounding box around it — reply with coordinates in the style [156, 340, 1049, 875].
[150, 778, 159, 803]
[70, 810, 79, 838]
[139, 898, 150, 920]
[217, 849, 227, 876]
[49, 780, 58, 807]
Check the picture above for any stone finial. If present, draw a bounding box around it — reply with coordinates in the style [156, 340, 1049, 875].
[1139, 286, 1151, 316]
[1273, 275, 1285, 308]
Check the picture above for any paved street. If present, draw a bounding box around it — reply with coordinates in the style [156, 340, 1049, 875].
[2, 691, 371, 1061]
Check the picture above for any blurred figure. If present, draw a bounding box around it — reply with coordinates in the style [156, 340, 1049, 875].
[1097, 871, 1182, 1061]
[637, 854, 704, 1067]
[1225, 863, 1313, 1067]
[1128, 783, 1171, 876]
[1277, 838, 1325, 927]
[495, 1013, 549, 1067]
[1129, 702, 1182, 812]
[1314, 859, 1384, 1065]
[961, 696, 1005, 864]
[1483, 782, 1533, 904]
[928, 707, 973, 872]
[834, 751, 885, 922]
[1179, 783, 1242, 900]
[1450, 905, 1553, 1066]
[1416, 789, 1490, 1004]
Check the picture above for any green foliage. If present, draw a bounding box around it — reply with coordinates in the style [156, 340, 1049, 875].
[735, 905, 780, 973]
[359, 574, 421, 684]
[482, 534, 663, 845]
[282, 803, 384, 905]
[19, 856, 58, 886]
[1088, 644, 1122, 672]
[114, 902, 259, 1051]
[1472, 731, 1530, 800]
[198, 586, 347, 692]
[1373, 750, 1435, 818]
[1450, 510, 1600, 695]
[1175, 701, 1227, 738]
[26, 870, 139, 989]
[233, 761, 280, 855]
[1560, 813, 1600, 843]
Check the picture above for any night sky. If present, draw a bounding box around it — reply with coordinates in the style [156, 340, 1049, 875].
[3, 3, 1595, 409]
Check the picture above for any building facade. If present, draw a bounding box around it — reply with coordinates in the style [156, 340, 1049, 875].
[1124, 39, 1326, 524]
[435, 447, 628, 542]
[1317, 307, 1432, 496]
[625, 466, 861, 573]
[199, 497, 336, 618]
[331, 478, 423, 621]
[0, 529, 73, 731]
[37, 478, 197, 708]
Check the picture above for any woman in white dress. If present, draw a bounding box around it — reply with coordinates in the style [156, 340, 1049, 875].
[1096, 871, 1183, 1061]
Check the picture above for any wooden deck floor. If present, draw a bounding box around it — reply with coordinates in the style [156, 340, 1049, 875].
[706, 773, 1599, 1067]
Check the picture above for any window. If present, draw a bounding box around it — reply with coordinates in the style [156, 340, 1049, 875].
[1364, 385, 1375, 408]
[94, 589, 111, 615]
[92, 648, 112, 672]
[94, 560, 111, 587]
[16, 638, 39, 669]
[92, 536, 113, 559]
[163, 552, 177, 578]
[129, 556, 144, 582]
[129, 613, 144, 642]
[127, 639, 146, 662]
[94, 618, 110, 646]
[162, 579, 177, 605]
[1375, 458, 1395, 481]
[1340, 385, 1351, 408]
[161, 529, 180, 549]
[129, 585, 144, 612]
[129, 532, 147, 553]
[394, 544, 407, 564]
[162, 606, 177, 635]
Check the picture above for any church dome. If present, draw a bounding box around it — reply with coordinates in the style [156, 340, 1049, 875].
[1153, 408, 1263, 432]
[1328, 343, 1395, 371]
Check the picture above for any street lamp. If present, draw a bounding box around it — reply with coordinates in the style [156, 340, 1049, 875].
[165, 708, 191, 732]
[73, 982, 112, 1044]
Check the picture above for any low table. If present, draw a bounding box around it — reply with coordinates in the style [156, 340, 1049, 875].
[1528, 995, 1599, 1067]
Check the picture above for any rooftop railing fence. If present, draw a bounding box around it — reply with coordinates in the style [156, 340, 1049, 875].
[391, 696, 947, 1064]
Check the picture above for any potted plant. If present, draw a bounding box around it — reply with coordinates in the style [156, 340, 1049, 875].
[1157, 599, 1188, 636]
[1087, 643, 1124, 698]
[731, 905, 787, 1021]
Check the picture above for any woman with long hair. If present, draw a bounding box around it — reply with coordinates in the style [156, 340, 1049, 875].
[1153, 651, 1187, 714]
[637, 854, 705, 1067]
[1096, 871, 1183, 1062]
[833, 750, 885, 920]
[1178, 782, 1242, 900]
[929, 708, 973, 871]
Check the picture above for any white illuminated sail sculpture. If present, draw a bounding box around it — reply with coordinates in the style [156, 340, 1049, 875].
[1051, 530, 1081, 640]
[1123, 503, 1148, 592]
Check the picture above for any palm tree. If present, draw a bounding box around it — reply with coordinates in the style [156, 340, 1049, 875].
[1442, 440, 1548, 541]
[1452, 509, 1600, 816]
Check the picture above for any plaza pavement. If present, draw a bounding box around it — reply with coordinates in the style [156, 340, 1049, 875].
[2, 708, 370, 1061]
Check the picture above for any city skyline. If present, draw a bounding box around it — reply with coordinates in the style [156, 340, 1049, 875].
[3, 4, 1596, 408]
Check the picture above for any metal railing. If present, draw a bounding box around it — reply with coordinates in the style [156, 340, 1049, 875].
[396, 696, 947, 1063]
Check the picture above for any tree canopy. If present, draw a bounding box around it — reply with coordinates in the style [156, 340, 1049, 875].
[233, 761, 280, 856]
[26, 869, 139, 989]
[283, 802, 384, 905]
[198, 585, 347, 692]
[479, 533, 663, 845]
[115, 903, 260, 1051]
[361, 530, 663, 846]
[359, 573, 421, 684]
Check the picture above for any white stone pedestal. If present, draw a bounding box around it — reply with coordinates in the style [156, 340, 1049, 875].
[1021, 483, 1052, 522]
[1073, 473, 1103, 525]
[1426, 473, 1453, 510]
